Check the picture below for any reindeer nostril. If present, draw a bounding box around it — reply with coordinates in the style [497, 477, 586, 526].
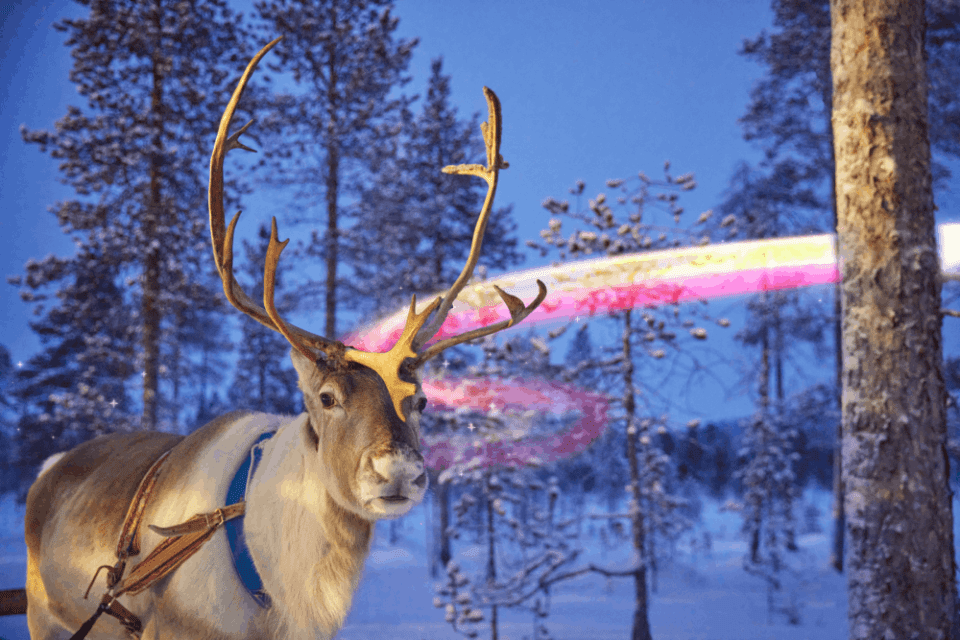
[413, 472, 427, 488]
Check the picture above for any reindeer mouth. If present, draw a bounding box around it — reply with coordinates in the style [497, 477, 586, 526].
[379, 495, 410, 504]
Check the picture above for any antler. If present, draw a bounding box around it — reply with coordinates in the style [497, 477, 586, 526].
[405, 88, 547, 366]
[209, 36, 339, 362]
[210, 38, 443, 419]
[211, 41, 546, 418]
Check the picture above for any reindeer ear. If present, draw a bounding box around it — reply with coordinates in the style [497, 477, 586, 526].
[290, 346, 321, 382]
[289, 349, 322, 450]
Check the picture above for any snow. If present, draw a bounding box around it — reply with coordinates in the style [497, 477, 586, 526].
[0, 487, 867, 640]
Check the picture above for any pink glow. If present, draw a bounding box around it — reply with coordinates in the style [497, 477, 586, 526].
[420, 378, 610, 471]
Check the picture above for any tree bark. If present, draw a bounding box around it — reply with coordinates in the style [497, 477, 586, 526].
[830, 1, 957, 636]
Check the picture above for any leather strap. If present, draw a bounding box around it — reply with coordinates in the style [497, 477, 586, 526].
[69, 594, 142, 640]
[116, 505, 242, 596]
[105, 597, 143, 637]
[147, 503, 245, 537]
[117, 450, 171, 560]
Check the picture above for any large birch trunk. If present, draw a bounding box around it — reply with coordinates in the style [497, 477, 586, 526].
[830, 0, 957, 636]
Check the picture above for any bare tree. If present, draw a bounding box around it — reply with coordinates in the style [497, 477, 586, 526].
[831, 0, 957, 636]
[532, 168, 718, 640]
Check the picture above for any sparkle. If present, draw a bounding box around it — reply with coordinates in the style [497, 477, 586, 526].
[468, 423, 476, 431]
[17, 361, 23, 368]
[109, 399, 118, 408]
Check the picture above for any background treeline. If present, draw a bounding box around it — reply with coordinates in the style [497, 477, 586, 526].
[0, 0, 520, 499]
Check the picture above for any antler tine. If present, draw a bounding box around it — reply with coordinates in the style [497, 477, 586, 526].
[263, 218, 317, 361]
[346, 295, 441, 419]
[413, 88, 509, 351]
[411, 87, 546, 360]
[209, 36, 340, 358]
[414, 280, 547, 366]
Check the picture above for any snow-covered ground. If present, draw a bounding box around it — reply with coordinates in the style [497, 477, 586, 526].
[0, 487, 862, 640]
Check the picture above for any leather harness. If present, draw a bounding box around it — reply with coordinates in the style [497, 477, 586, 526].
[71, 432, 275, 640]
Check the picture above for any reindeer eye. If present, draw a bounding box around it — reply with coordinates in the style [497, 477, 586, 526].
[319, 392, 336, 408]
[417, 397, 428, 413]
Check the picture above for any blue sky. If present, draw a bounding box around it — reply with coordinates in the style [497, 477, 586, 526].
[5, 1, 954, 423]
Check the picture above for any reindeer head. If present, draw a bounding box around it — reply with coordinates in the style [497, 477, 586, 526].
[208, 38, 546, 521]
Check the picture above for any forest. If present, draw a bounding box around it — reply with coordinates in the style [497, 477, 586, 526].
[1, 1, 960, 639]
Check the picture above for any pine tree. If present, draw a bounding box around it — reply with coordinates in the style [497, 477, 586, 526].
[720, 145, 823, 591]
[736, 300, 803, 622]
[16, 0, 253, 431]
[432, 335, 578, 640]
[832, 0, 957, 635]
[441, 469, 580, 640]
[554, 325, 631, 508]
[253, 0, 418, 338]
[10, 243, 136, 498]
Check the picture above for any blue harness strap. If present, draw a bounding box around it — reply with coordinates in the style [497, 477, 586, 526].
[224, 431, 275, 609]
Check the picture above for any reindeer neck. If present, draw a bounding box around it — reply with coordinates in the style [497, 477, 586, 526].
[320, 490, 373, 556]
[241, 418, 374, 635]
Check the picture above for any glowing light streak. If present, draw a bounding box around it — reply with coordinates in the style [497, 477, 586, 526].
[344, 233, 842, 352]
[346, 225, 959, 351]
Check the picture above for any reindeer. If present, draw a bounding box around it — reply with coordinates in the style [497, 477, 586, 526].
[23, 38, 546, 640]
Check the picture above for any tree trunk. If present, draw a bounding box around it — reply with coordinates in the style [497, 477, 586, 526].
[324, 31, 340, 340]
[831, 1, 957, 636]
[622, 310, 652, 640]
[750, 306, 770, 563]
[485, 475, 499, 640]
[772, 297, 798, 552]
[324, 140, 340, 339]
[142, 10, 165, 431]
[438, 480, 451, 571]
